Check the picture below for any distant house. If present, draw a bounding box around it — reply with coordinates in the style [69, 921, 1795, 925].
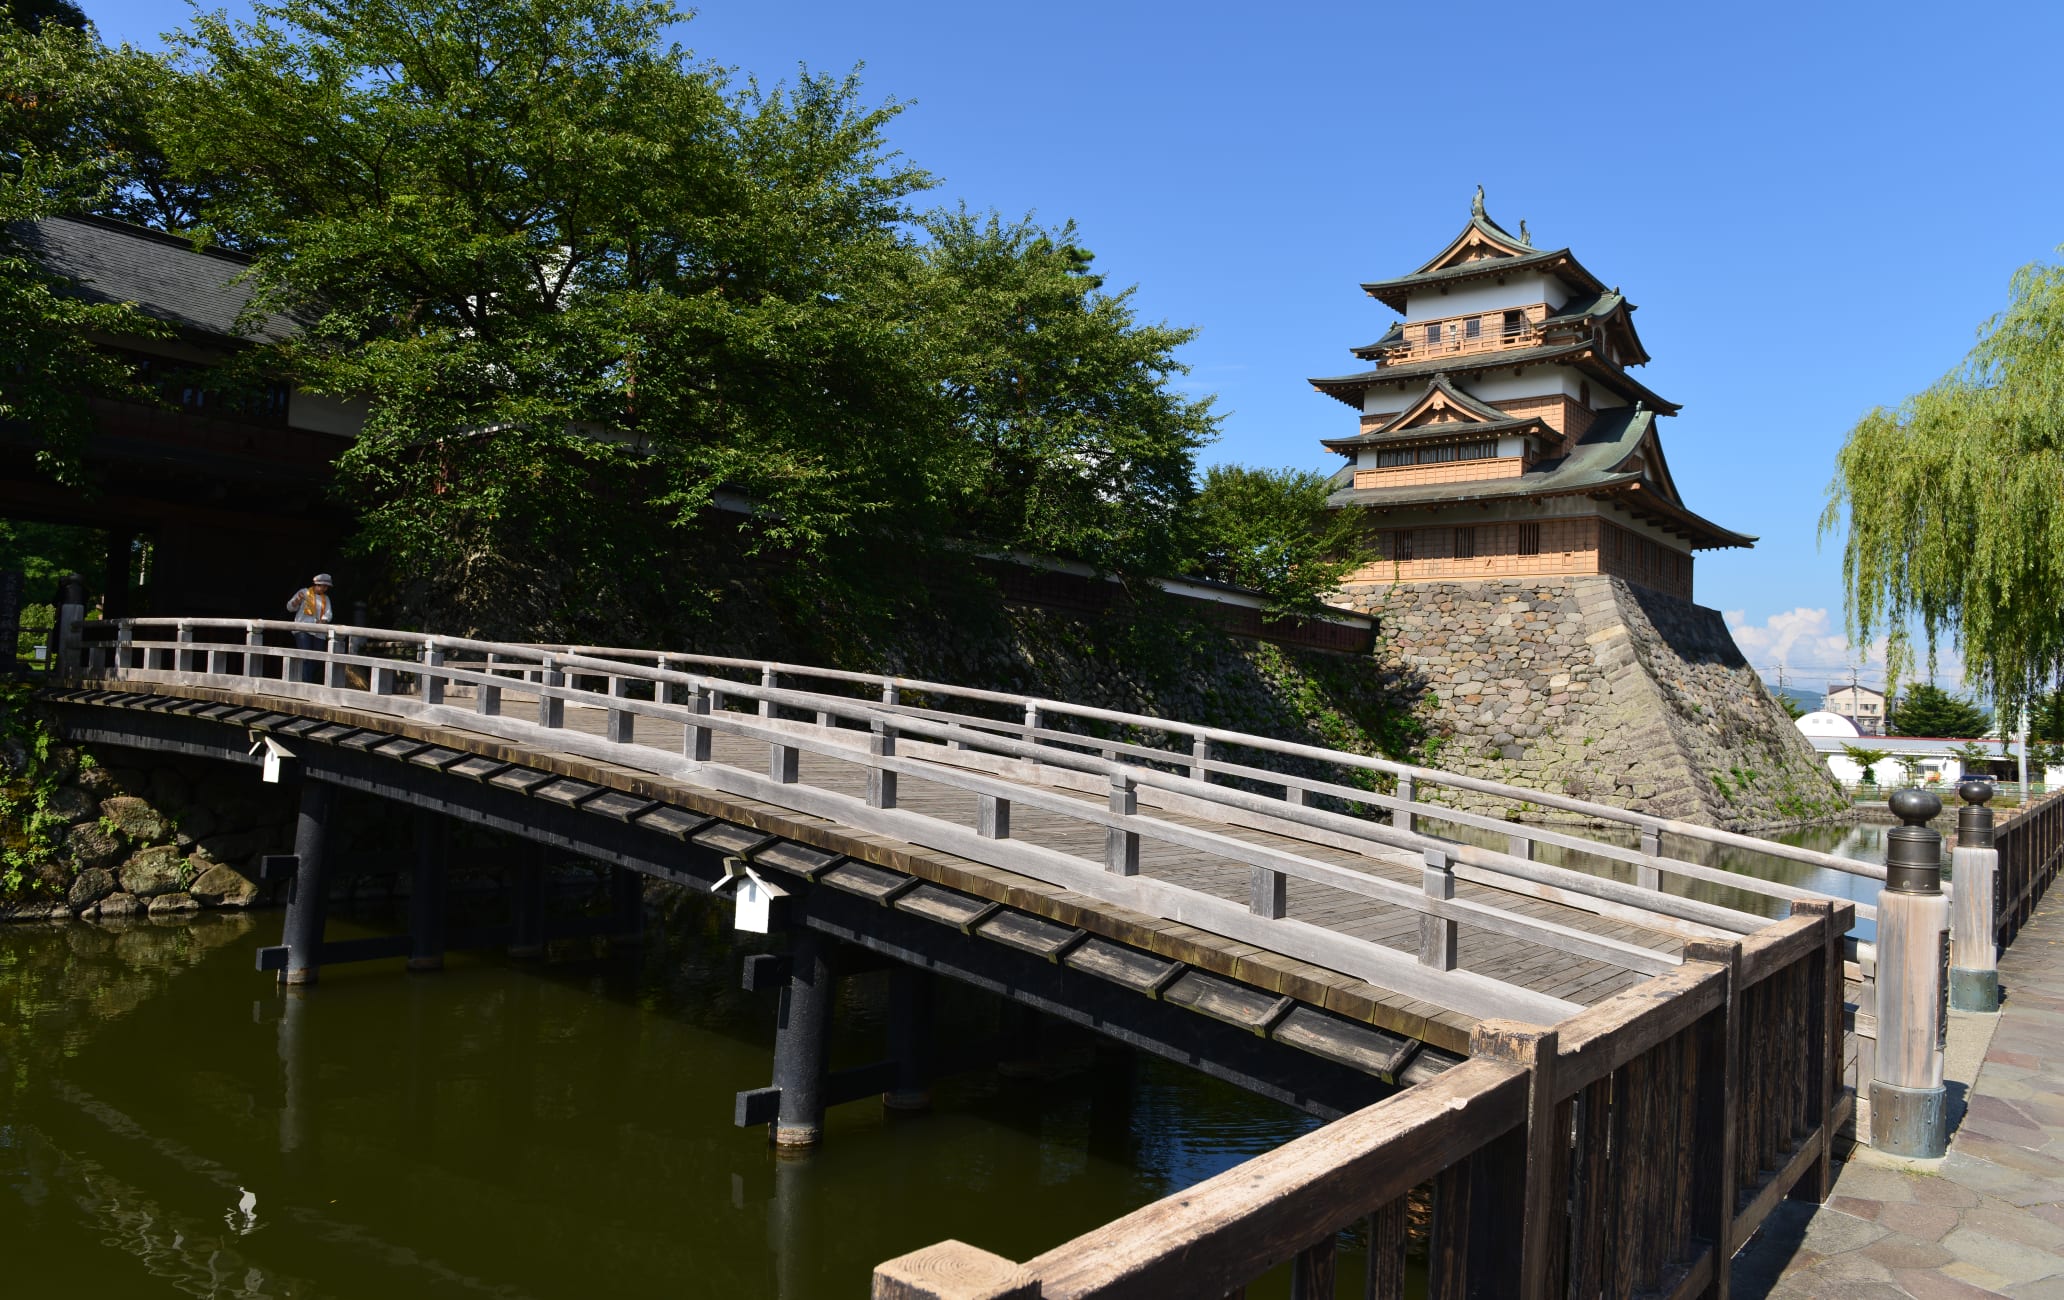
[1793, 714, 2060, 787]
[1823, 683, 1887, 736]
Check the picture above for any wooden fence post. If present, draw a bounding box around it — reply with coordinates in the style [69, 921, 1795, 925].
[1787, 897, 1852, 1203]
[420, 640, 445, 705]
[1682, 937, 1740, 1298]
[1950, 780, 1999, 1012]
[1397, 773, 1417, 834]
[1637, 825, 1663, 891]
[537, 657, 565, 729]
[872, 1242, 1036, 1300]
[1107, 773, 1140, 875]
[1420, 848, 1457, 970]
[1467, 1021, 1561, 1300]
[608, 672, 635, 744]
[685, 684, 712, 762]
[868, 721, 898, 809]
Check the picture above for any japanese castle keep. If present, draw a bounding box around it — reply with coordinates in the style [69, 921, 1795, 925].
[1314, 187, 1750, 597]
[1312, 193, 1839, 830]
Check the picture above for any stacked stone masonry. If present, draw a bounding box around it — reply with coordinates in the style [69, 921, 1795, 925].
[0, 744, 289, 922]
[1340, 575, 1846, 831]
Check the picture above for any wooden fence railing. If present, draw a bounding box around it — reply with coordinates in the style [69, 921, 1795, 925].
[875, 900, 1851, 1300]
[1994, 786, 2064, 949]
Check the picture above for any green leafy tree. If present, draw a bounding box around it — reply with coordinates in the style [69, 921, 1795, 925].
[1886, 683, 1992, 738]
[1183, 464, 1367, 614]
[920, 209, 1215, 577]
[152, 0, 1216, 640]
[1840, 744, 1891, 786]
[4, 0, 85, 34]
[1772, 689, 1805, 721]
[1823, 252, 2064, 721]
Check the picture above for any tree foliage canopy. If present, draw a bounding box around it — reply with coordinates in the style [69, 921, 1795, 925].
[1886, 683, 1992, 739]
[1824, 254, 2064, 722]
[1184, 464, 1367, 615]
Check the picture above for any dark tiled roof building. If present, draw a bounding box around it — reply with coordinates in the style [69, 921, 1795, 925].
[1314, 193, 1749, 600]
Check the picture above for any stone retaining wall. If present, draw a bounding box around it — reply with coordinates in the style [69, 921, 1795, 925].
[1, 740, 289, 921]
[1340, 576, 1847, 831]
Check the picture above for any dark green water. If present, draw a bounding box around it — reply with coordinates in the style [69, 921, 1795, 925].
[1, 900, 1345, 1299]
[1, 818, 1884, 1298]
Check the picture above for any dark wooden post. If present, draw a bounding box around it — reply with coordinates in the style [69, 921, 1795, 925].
[1682, 939, 1741, 1300]
[884, 964, 935, 1112]
[281, 781, 335, 986]
[772, 929, 837, 1148]
[277, 985, 312, 1160]
[509, 841, 546, 959]
[1467, 1021, 1561, 1300]
[1787, 897, 1852, 1204]
[408, 811, 449, 972]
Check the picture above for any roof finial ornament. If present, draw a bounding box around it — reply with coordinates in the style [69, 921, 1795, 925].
[1471, 185, 1486, 217]
[1518, 220, 1531, 246]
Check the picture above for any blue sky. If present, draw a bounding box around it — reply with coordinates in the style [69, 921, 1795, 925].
[84, 0, 2064, 695]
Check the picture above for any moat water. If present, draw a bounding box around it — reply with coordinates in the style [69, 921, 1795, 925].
[0, 821, 1886, 1299]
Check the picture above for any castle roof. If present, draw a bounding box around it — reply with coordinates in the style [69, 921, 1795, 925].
[1318, 374, 1553, 451]
[1325, 407, 1752, 550]
[1310, 339, 1680, 415]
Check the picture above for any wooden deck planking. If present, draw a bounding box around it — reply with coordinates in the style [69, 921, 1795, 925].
[520, 698, 1683, 1015]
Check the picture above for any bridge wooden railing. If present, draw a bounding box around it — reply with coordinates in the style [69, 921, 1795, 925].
[876, 901, 1850, 1300]
[1995, 786, 2064, 949]
[76, 617, 1731, 1025]
[537, 640, 1891, 942]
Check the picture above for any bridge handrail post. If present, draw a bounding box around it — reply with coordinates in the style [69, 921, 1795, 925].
[175, 620, 195, 674]
[760, 665, 776, 719]
[1950, 780, 1999, 1011]
[537, 656, 565, 728]
[607, 671, 635, 744]
[53, 572, 85, 673]
[1023, 702, 1041, 748]
[1466, 1022, 1561, 1299]
[685, 683, 713, 762]
[1637, 825, 1664, 891]
[868, 720, 898, 809]
[1190, 733, 1210, 783]
[324, 628, 349, 689]
[116, 619, 133, 673]
[1396, 773, 1417, 834]
[1871, 789, 1948, 1158]
[243, 622, 269, 681]
[1419, 848, 1457, 970]
[1106, 773, 1140, 875]
[421, 639, 445, 706]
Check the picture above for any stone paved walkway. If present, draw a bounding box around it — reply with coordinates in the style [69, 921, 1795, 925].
[1732, 886, 2064, 1298]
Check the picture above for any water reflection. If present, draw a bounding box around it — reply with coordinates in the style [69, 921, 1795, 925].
[0, 903, 1326, 1299]
[1436, 817, 1898, 942]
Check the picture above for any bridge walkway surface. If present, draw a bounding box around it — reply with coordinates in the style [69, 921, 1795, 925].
[1733, 884, 2064, 1298]
[533, 693, 1679, 1016]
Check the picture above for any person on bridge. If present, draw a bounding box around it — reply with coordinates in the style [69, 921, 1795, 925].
[285, 573, 334, 683]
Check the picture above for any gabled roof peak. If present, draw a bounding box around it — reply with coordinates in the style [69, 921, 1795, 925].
[1416, 188, 1535, 276]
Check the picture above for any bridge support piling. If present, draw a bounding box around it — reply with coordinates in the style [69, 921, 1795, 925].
[510, 842, 546, 959]
[281, 781, 335, 986]
[408, 811, 448, 972]
[1950, 780, 1999, 1012]
[771, 930, 836, 1148]
[884, 965, 936, 1112]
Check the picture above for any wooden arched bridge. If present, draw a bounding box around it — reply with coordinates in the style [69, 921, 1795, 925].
[42, 617, 2061, 1299]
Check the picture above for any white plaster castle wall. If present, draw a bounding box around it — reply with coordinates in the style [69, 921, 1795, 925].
[1401, 272, 1566, 320]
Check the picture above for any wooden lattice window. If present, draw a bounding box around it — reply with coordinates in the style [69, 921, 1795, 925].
[1390, 529, 1415, 562]
[1518, 523, 1542, 556]
[1454, 527, 1477, 559]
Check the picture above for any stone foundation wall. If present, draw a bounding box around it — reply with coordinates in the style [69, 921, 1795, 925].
[1, 740, 290, 922]
[1338, 576, 1847, 831]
